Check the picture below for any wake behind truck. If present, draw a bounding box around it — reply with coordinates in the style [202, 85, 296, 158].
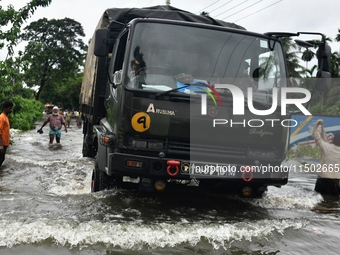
[80, 5, 331, 197]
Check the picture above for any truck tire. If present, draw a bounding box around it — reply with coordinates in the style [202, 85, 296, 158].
[242, 185, 267, 198]
[91, 168, 100, 192]
[92, 154, 106, 192]
[92, 164, 118, 192]
[83, 140, 96, 158]
[92, 167, 115, 192]
[82, 120, 97, 158]
[254, 186, 267, 198]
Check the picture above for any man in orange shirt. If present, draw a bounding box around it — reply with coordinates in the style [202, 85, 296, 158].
[0, 100, 13, 167]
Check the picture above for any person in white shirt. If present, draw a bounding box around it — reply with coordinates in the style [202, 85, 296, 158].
[312, 119, 340, 196]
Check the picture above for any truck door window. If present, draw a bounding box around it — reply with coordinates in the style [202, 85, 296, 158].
[113, 31, 128, 72]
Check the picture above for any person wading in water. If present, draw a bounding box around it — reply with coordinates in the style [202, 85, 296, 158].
[38, 106, 68, 145]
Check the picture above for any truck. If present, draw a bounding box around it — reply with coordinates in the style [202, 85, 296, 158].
[80, 5, 331, 197]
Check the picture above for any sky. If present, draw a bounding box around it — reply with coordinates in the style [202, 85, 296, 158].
[1, 0, 340, 59]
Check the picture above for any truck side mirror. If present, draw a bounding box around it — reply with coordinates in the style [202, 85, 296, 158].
[315, 69, 331, 92]
[94, 28, 110, 57]
[113, 70, 123, 85]
[315, 43, 331, 92]
[294, 39, 314, 48]
[317, 43, 331, 72]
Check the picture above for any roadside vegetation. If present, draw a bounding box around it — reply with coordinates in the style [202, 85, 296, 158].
[1, 1, 86, 130]
[1, 1, 340, 131]
[286, 146, 321, 160]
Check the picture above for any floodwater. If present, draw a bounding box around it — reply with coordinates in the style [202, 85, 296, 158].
[0, 119, 339, 255]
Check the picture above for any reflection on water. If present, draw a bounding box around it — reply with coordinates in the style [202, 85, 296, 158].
[0, 123, 339, 254]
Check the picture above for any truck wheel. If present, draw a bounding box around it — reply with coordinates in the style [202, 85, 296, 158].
[91, 168, 101, 192]
[91, 167, 108, 192]
[83, 137, 96, 158]
[92, 167, 117, 192]
[242, 186, 267, 198]
[255, 186, 267, 198]
[83, 142, 91, 157]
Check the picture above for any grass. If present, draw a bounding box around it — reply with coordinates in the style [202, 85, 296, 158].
[286, 145, 321, 160]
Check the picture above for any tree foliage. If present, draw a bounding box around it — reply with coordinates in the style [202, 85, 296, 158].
[279, 37, 304, 78]
[2, 3, 340, 129]
[0, 0, 52, 55]
[9, 96, 44, 131]
[20, 17, 86, 100]
[38, 73, 83, 110]
[330, 51, 340, 78]
[301, 49, 315, 62]
[0, 1, 52, 130]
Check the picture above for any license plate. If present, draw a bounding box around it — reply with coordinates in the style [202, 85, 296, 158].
[180, 162, 237, 177]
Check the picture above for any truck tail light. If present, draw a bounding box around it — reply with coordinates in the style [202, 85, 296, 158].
[126, 159, 143, 168]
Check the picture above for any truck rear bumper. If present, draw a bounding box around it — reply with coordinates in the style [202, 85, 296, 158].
[108, 152, 288, 186]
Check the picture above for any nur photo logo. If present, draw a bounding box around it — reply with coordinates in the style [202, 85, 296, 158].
[198, 84, 312, 128]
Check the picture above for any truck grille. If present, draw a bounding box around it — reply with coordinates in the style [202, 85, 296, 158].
[167, 140, 247, 159]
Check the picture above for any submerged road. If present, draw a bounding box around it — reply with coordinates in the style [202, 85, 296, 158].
[0, 118, 339, 254]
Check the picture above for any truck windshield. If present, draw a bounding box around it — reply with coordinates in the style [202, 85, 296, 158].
[126, 22, 287, 101]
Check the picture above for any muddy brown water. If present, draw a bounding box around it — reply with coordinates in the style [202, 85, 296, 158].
[0, 119, 339, 254]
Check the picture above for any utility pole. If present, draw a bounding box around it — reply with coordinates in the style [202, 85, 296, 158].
[166, 0, 170, 6]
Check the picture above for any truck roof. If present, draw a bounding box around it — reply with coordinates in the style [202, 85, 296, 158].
[96, 5, 245, 37]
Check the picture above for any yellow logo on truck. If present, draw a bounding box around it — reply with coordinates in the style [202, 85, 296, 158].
[131, 112, 151, 132]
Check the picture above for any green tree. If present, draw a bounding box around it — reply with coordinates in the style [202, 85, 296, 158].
[279, 37, 304, 79]
[9, 96, 44, 131]
[0, 0, 52, 55]
[0, 1, 52, 130]
[298, 65, 318, 94]
[335, 28, 340, 42]
[38, 73, 83, 109]
[20, 17, 86, 100]
[301, 48, 315, 63]
[330, 51, 340, 78]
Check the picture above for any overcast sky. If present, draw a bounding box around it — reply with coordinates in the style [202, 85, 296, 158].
[1, 0, 340, 56]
